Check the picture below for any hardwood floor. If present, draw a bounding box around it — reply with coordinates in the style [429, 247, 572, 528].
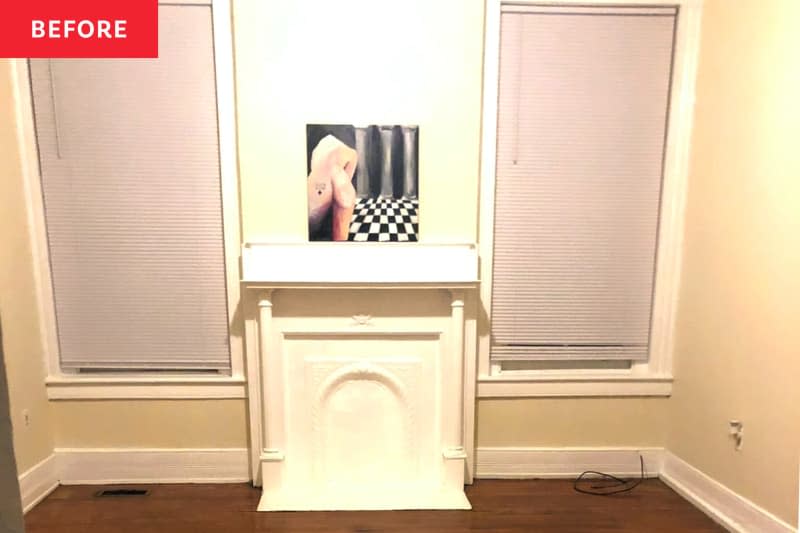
[25, 479, 724, 532]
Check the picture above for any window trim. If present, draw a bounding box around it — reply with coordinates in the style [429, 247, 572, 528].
[13, 0, 246, 400]
[477, 0, 704, 397]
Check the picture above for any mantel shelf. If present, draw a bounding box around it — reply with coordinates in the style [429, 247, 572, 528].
[241, 242, 479, 288]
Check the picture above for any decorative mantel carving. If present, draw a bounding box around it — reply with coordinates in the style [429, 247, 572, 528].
[351, 314, 372, 326]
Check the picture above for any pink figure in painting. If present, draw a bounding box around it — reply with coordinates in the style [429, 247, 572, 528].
[307, 134, 358, 241]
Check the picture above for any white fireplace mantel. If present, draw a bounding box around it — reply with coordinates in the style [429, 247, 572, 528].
[241, 242, 478, 288]
[241, 242, 478, 511]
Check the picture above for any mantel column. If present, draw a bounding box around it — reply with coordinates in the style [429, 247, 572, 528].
[257, 289, 285, 501]
[257, 291, 273, 454]
[443, 289, 468, 476]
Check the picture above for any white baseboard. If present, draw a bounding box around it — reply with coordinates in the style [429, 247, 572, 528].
[660, 451, 795, 533]
[476, 447, 796, 533]
[56, 448, 250, 485]
[20, 446, 798, 533]
[18, 453, 59, 514]
[475, 447, 664, 479]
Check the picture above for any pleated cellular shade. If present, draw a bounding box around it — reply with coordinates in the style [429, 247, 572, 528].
[30, 5, 231, 370]
[491, 5, 677, 361]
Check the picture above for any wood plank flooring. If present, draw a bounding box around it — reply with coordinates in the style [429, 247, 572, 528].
[25, 479, 724, 532]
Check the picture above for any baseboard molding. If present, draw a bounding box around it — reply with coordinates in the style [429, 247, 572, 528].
[476, 447, 796, 533]
[20, 446, 797, 533]
[660, 451, 795, 533]
[475, 447, 664, 479]
[56, 447, 250, 485]
[18, 453, 59, 514]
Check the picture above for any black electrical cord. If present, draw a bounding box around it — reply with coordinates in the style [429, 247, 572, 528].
[573, 455, 645, 496]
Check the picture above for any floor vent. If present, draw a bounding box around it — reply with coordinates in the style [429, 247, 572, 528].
[94, 489, 150, 497]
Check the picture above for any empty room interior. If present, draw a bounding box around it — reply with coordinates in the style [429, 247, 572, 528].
[1, 0, 799, 531]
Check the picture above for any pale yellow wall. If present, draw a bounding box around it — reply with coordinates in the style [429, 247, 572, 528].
[33, 0, 668, 454]
[668, 0, 800, 526]
[478, 398, 668, 447]
[0, 60, 54, 473]
[52, 400, 248, 448]
[234, 0, 483, 242]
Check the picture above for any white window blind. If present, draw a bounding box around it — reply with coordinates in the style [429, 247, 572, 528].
[491, 4, 677, 361]
[30, 5, 231, 371]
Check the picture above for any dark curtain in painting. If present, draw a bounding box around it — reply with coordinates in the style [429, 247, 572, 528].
[306, 124, 419, 200]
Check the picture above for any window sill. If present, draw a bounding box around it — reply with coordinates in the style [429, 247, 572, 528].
[477, 373, 673, 398]
[45, 375, 247, 400]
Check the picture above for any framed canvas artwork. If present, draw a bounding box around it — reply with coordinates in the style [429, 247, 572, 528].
[307, 124, 419, 242]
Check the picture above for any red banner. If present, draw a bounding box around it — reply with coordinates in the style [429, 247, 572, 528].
[0, 0, 158, 58]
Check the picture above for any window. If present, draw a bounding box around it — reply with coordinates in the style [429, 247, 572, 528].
[17, 0, 244, 397]
[478, 0, 702, 396]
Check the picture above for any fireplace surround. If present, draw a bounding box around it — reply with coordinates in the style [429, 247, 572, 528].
[241, 243, 478, 511]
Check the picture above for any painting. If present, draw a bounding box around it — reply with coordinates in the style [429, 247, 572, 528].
[307, 124, 419, 242]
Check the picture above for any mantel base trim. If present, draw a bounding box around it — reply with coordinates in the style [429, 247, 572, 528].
[257, 489, 471, 511]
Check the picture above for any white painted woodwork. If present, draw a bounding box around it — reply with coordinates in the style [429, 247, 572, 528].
[56, 448, 250, 485]
[17, 454, 59, 514]
[660, 452, 796, 533]
[475, 447, 663, 479]
[243, 244, 476, 511]
[241, 243, 478, 286]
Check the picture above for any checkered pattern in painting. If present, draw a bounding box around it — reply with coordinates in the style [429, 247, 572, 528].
[348, 197, 419, 242]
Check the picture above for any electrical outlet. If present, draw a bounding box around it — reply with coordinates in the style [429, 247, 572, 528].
[728, 420, 743, 451]
[22, 409, 31, 427]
